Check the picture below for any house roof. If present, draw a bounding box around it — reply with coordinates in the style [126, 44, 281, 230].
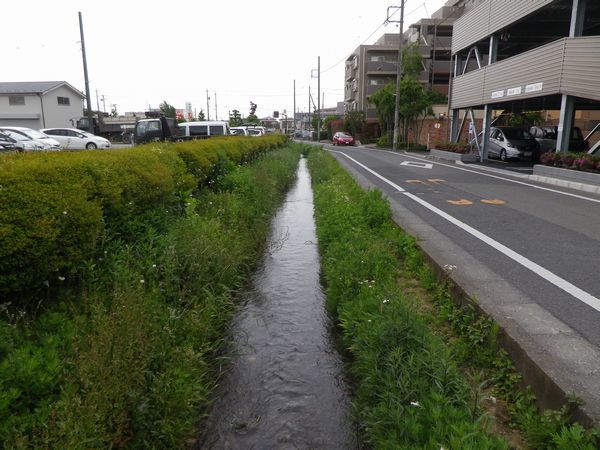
[0, 81, 85, 98]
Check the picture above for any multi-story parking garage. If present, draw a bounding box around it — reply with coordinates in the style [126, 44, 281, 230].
[449, 0, 600, 158]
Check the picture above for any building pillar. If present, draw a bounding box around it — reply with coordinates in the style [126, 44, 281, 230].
[557, 95, 575, 153]
[570, 0, 587, 37]
[450, 109, 460, 142]
[480, 35, 498, 161]
[557, 0, 586, 152]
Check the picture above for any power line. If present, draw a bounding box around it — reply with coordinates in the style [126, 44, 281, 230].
[320, 2, 426, 75]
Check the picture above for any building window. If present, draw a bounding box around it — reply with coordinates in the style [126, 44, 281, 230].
[57, 96, 70, 106]
[9, 96, 25, 106]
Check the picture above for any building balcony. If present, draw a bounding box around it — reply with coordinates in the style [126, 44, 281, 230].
[366, 61, 397, 74]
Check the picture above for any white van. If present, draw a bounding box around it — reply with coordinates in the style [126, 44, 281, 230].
[230, 125, 266, 137]
[178, 121, 230, 138]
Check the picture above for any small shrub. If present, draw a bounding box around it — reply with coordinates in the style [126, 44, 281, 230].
[433, 141, 471, 153]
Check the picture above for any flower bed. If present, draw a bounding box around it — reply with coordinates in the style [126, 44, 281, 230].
[540, 151, 600, 174]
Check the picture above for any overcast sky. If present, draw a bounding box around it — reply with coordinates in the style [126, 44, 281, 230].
[3, 0, 448, 119]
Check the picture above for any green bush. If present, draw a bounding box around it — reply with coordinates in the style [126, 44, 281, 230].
[0, 135, 287, 304]
[433, 141, 470, 153]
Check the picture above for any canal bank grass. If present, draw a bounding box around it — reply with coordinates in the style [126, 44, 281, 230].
[306, 146, 598, 449]
[0, 145, 301, 447]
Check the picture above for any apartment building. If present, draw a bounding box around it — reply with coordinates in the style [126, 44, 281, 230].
[449, 0, 600, 156]
[344, 2, 467, 125]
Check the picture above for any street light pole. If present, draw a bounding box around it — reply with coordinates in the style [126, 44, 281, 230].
[388, 3, 405, 152]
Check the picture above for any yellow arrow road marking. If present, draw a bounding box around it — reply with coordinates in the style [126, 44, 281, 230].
[406, 180, 428, 184]
[447, 199, 473, 206]
[481, 199, 506, 205]
[427, 179, 446, 184]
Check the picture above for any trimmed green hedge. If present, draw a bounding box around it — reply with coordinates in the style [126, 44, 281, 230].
[0, 136, 286, 302]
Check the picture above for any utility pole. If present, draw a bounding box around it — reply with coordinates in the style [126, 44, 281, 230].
[317, 56, 321, 142]
[101, 95, 107, 113]
[206, 89, 210, 121]
[95, 89, 100, 114]
[78, 12, 94, 133]
[388, 3, 405, 151]
[308, 85, 311, 131]
[293, 79, 296, 132]
[214, 92, 218, 120]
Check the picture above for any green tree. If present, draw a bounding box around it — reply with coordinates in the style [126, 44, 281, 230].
[197, 109, 206, 121]
[402, 42, 423, 78]
[159, 100, 176, 119]
[370, 84, 396, 142]
[229, 109, 243, 126]
[344, 110, 366, 137]
[398, 77, 434, 144]
[246, 101, 260, 124]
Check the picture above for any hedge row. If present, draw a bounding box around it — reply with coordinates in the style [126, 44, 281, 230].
[0, 136, 286, 302]
[540, 151, 600, 174]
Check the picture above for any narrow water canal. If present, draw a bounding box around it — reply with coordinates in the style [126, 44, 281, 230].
[199, 158, 356, 449]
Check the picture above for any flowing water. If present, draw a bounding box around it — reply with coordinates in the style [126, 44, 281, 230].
[198, 158, 356, 449]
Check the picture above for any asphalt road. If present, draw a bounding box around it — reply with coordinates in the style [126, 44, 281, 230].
[318, 143, 600, 421]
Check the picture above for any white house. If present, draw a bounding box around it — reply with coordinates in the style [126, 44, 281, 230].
[0, 81, 85, 129]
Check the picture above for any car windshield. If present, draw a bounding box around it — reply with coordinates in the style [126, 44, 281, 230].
[502, 128, 531, 140]
[24, 130, 49, 139]
[338, 133, 352, 138]
[2, 130, 30, 141]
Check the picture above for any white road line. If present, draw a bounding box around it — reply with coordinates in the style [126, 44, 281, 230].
[333, 151, 406, 192]
[333, 150, 600, 313]
[365, 148, 600, 204]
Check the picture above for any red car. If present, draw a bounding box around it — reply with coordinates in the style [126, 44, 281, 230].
[332, 132, 355, 146]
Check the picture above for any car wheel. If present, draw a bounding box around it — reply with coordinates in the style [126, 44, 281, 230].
[86, 142, 97, 150]
[500, 149, 507, 161]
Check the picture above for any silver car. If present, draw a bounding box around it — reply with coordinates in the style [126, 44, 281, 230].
[487, 127, 540, 161]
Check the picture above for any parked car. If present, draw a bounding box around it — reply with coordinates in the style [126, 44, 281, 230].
[487, 126, 539, 161]
[40, 128, 111, 150]
[0, 129, 45, 151]
[1, 126, 61, 150]
[332, 131, 355, 146]
[0, 131, 17, 151]
[230, 127, 247, 136]
[529, 126, 588, 153]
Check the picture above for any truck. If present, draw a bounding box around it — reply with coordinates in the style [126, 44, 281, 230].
[132, 113, 181, 145]
[76, 113, 141, 142]
[133, 113, 233, 145]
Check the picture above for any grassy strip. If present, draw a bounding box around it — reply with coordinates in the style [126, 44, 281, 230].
[306, 146, 598, 449]
[0, 145, 301, 447]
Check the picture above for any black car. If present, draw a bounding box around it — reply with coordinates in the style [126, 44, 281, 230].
[529, 126, 588, 153]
